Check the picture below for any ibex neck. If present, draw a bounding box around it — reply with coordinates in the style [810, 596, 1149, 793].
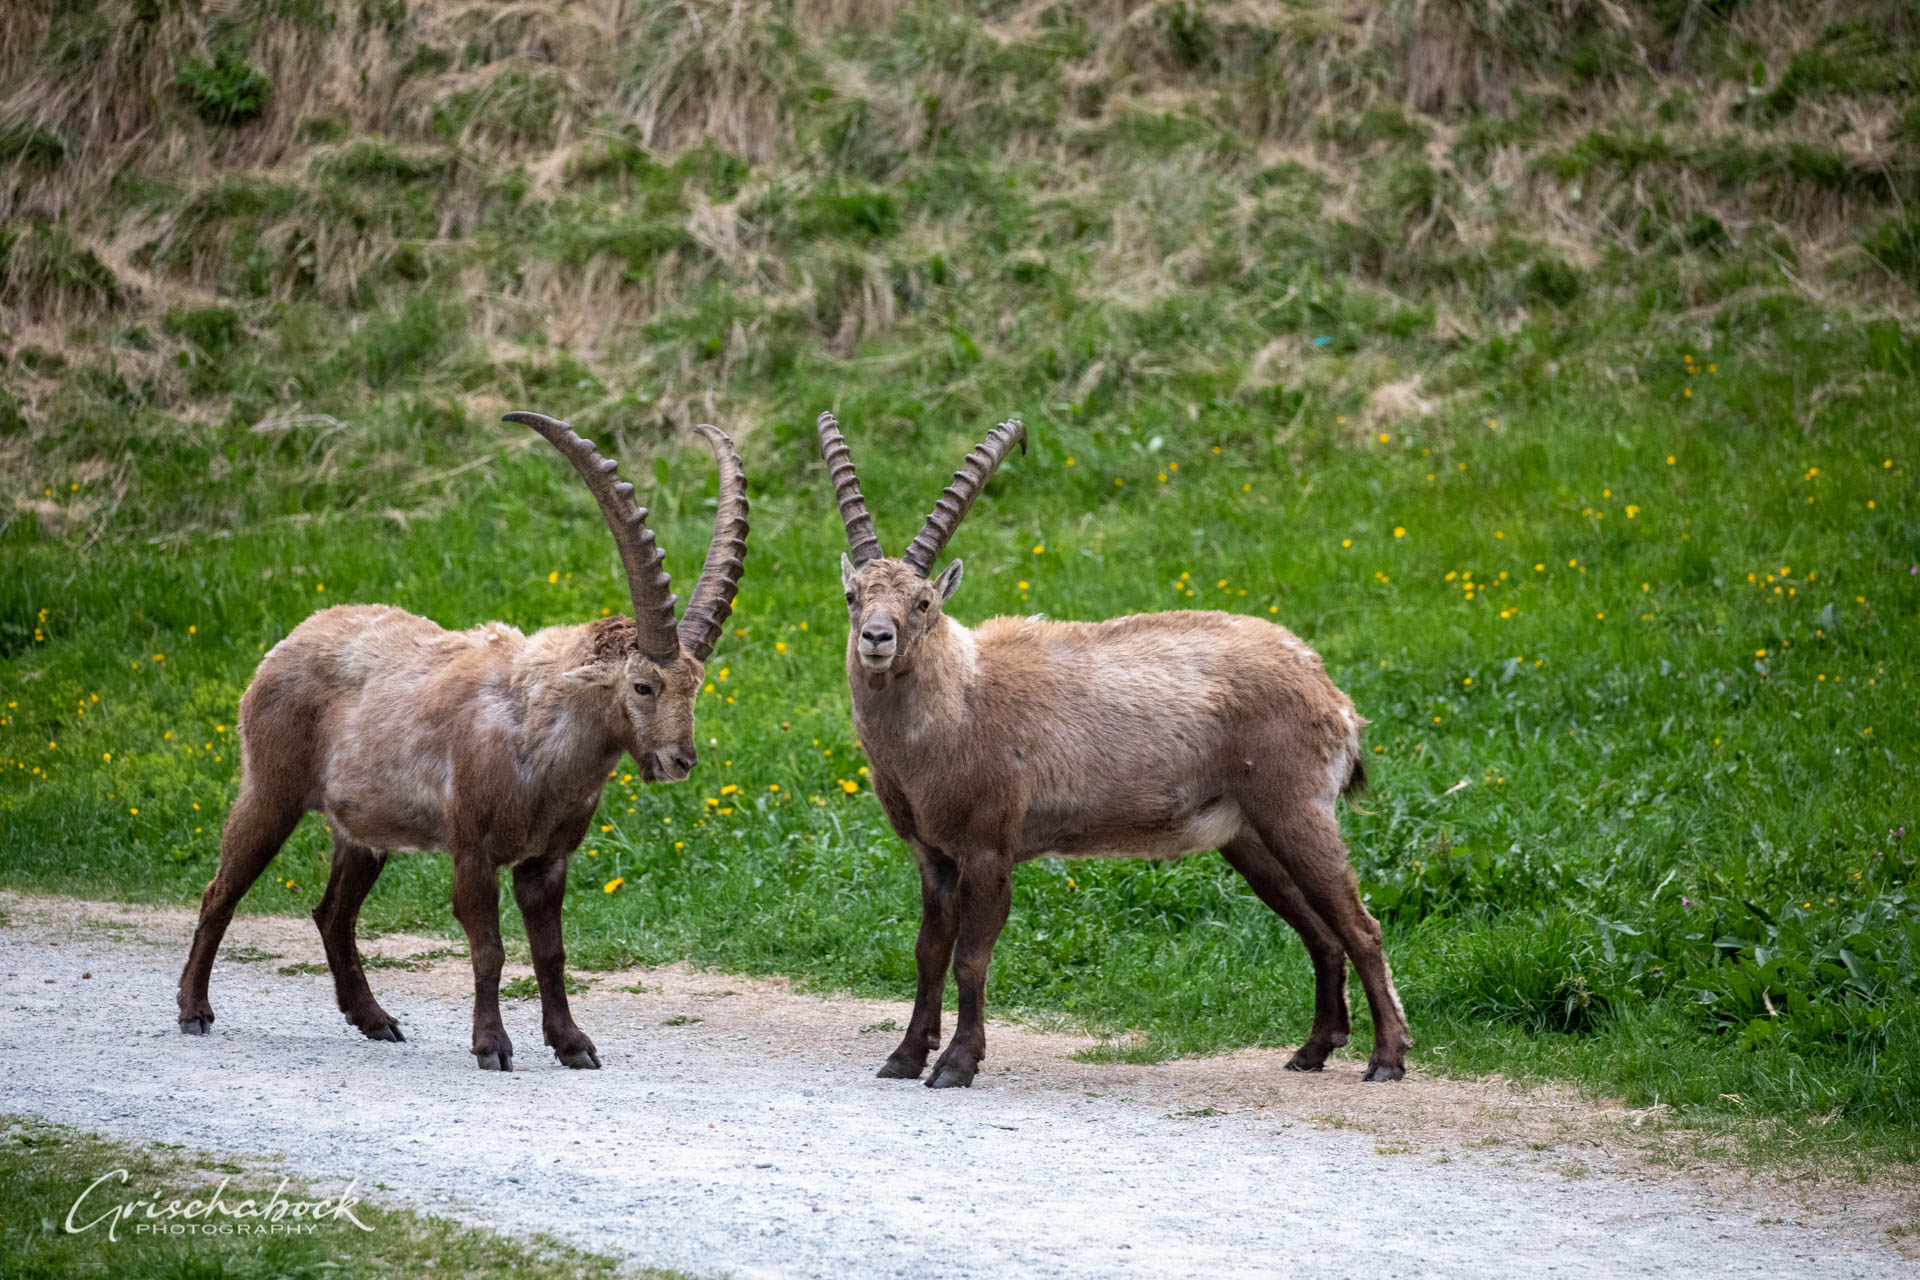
[520, 625, 622, 788]
[849, 616, 977, 751]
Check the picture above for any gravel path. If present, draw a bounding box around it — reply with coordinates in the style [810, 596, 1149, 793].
[0, 902, 1909, 1279]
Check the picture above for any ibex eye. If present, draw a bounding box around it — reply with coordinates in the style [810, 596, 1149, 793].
[633, 682, 653, 696]
[916, 599, 930, 611]
[845, 591, 856, 605]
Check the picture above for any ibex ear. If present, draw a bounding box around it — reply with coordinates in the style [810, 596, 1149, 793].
[934, 558, 964, 602]
[562, 662, 615, 686]
[841, 553, 858, 593]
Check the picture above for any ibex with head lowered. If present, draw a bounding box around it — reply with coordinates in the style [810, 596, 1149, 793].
[817, 412, 1409, 1087]
[177, 412, 747, 1071]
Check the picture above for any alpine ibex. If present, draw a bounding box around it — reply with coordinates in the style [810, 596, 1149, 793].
[177, 412, 748, 1071]
[816, 412, 1409, 1087]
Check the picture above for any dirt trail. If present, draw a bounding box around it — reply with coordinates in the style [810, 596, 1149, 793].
[0, 894, 1911, 1279]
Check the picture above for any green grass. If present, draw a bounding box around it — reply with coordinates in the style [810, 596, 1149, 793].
[2, 0, 1917, 1167]
[0, 1116, 628, 1279]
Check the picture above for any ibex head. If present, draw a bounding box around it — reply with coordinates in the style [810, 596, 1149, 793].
[816, 411, 1024, 676]
[564, 616, 706, 781]
[508, 412, 749, 782]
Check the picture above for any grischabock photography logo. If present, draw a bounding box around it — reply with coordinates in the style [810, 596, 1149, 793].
[65, 1168, 375, 1242]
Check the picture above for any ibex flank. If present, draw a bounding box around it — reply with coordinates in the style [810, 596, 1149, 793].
[177, 412, 748, 1071]
[817, 411, 1409, 1088]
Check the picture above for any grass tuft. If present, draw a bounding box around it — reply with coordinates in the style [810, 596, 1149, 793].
[175, 45, 272, 127]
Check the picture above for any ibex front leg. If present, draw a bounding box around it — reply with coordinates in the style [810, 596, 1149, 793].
[879, 847, 959, 1080]
[451, 852, 513, 1071]
[513, 854, 599, 1069]
[927, 852, 1012, 1089]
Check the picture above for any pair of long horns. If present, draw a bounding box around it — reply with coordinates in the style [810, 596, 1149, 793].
[816, 411, 1026, 576]
[506, 411, 748, 663]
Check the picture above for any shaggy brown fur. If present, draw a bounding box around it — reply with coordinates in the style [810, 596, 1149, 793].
[176, 416, 747, 1071]
[819, 414, 1409, 1088]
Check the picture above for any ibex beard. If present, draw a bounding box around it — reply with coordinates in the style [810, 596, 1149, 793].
[818, 411, 1410, 1088]
[176, 413, 747, 1071]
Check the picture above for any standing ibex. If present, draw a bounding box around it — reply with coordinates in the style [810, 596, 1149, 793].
[817, 412, 1409, 1087]
[177, 412, 747, 1071]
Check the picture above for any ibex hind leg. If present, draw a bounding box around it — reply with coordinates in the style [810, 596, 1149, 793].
[1247, 808, 1411, 1082]
[314, 836, 402, 1042]
[1219, 836, 1351, 1072]
[177, 783, 304, 1034]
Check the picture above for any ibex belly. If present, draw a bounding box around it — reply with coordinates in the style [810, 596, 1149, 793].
[1023, 795, 1248, 861]
[323, 787, 449, 854]
[319, 736, 453, 854]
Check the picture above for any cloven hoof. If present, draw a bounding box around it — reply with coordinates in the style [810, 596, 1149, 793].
[179, 1015, 213, 1036]
[476, 1050, 513, 1071]
[876, 1058, 924, 1080]
[926, 1064, 975, 1089]
[358, 1019, 405, 1043]
[559, 1047, 601, 1069]
[1283, 1051, 1326, 1072]
[1361, 1060, 1406, 1082]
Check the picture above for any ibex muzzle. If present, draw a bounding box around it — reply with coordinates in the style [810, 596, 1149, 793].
[652, 742, 698, 782]
[856, 606, 897, 670]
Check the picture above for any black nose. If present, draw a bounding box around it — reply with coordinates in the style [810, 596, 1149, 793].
[673, 747, 697, 773]
[861, 625, 895, 645]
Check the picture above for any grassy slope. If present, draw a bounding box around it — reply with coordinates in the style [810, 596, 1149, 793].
[2, 1, 1917, 1160]
[0, 1116, 629, 1279]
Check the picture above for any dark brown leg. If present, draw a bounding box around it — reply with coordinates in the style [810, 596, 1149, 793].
[1221, 835, 1351, 1071]
[177, 783, 303, 1033]
[879, 846, 959, 1080]
[512, 854, 598, 1069]
[927, 852, 1012, 1089]
[1252, 808, 1411, 1081]
[313, 835, 401, 1042]
[451, 853, 512, 1070]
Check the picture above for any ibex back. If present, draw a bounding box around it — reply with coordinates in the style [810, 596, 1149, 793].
[817, 413, 1409, 1088]
[177, 413, 747, 1070]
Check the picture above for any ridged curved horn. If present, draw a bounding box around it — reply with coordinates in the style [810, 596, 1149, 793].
[815, 410, 884, 566]
[900, 419, 1027, 577]
[506, 411, 681, 662]
[676, 423, 750, 663]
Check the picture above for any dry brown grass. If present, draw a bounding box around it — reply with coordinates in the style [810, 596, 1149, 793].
[615, 0, 804, 162]
[3, 0, 1913, 440]
[0, 0, 617, 221]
